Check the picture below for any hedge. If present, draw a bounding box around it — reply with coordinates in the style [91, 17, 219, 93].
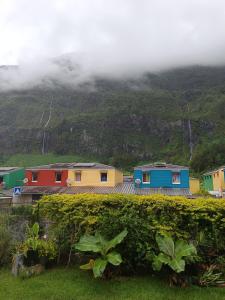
[37, 194, 225, 271]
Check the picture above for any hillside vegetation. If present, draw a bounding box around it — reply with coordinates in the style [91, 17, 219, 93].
[0, 65, 224, 172]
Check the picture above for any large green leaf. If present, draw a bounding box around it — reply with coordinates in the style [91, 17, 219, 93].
[169, 258, 185, 273]
[106, 251, 122, 266]
[156, 235, 174, 258]
[80, 259, 95, 270]
[93, 258, 108, 278]
[105, 229, 128, 253]
[75, 234, 101, 253]
[152, 253, 170, 271]
[32, 223, 39, 237]
[95, 232, 107, 255]
[152, 256, 163, 271]
[175, 240, 197, 259]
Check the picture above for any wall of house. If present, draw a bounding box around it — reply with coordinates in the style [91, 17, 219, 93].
[212, 169, 225, 192]
[25, 170, 68, 186]
[67, 168, 123, 187]
[3, 168, 25, 189]
[203, 175, 213, 191]
[189, 178, 200, 194]
[114, 169, 124, 185]
[133, 169, 189, 188]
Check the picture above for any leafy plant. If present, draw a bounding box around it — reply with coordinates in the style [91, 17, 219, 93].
[17, 223, 57, 262]
[152, 234, 197, 273]
[75, 229, 128, 278]
[0, 213, 13, 266]
[198, 265, 225, 287]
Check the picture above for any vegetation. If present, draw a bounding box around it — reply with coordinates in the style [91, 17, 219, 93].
[76, 229, 127, 278]
[16, 223, 56, 261]
[152, 235, 197, 273]
[0, 153, 96, 168]
[0, 66, 225, 170]
[1, 193, 225, 296]
[37, 193, 225, 283]
[1, 267, 225, 300]
[190, 139, 225, 173]
[0, 213, 13, 266]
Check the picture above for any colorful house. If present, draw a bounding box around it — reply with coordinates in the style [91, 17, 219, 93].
[21, 163, 124, 202]
[189, 177, 200, 194]
[202, 172, 213, 192]
[133, 162, 190, 195]
[25, 163, 123, 188]
[203, 166, 225, 195]
[67, 163, 123, 187]
[25, 163, 69, 187]
[0, 167, 25, 189]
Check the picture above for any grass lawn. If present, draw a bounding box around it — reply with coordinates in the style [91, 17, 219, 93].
[0, 267, 225, 300]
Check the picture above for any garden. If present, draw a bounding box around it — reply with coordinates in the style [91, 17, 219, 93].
[1, 194, 225, 299]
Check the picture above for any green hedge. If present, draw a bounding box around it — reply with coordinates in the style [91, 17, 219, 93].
[37, 194, 225, 271]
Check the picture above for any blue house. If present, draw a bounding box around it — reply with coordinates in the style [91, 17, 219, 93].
[134, 162, 190, 192]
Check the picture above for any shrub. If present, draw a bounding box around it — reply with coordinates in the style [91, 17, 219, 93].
[0, 213, 14, 266]
[37, 194, 225, 273]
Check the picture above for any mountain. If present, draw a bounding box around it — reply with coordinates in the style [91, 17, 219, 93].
[0, 65, 224, 172]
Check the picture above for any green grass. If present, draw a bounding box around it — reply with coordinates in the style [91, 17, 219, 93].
[0, 153, 98, 168]
[0, 268, 225, 300]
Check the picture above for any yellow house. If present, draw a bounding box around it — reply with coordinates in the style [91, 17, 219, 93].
[211, 166, 225, 193]
[189, 178, 200, 194]
[67, 163, 123, 187]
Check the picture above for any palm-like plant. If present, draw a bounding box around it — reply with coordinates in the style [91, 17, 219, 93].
[152, 234, 197, 273]
[75, 229, 128, 278]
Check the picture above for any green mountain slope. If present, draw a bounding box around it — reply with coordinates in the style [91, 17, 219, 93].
[0, 65, 224, 172]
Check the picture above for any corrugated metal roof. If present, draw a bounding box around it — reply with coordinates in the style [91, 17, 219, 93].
[27, 162, 115, 170]
[203, 165, 225, 176]
[21, 184, 191, 196]
[135, 187, 191, 196]
[0, 167, 21, 175]
[134, 163, 189, 171]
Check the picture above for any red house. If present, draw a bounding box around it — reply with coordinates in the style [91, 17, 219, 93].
[25, 163, 69, 187]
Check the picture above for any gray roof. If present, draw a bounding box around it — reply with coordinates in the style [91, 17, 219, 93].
[134, 162, 189, 171]
[27, 162, 115, 171]
[0, 167, 21, 176]
[21, 184, 191, 196]
[203, 165, 225, 176]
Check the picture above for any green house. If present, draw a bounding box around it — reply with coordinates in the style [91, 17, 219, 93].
[202, 172, 213, 191]
[0, 167, 25, 189]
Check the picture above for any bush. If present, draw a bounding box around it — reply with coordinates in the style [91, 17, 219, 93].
[0, 213, 14, 266]
[37, 194, 225, 273]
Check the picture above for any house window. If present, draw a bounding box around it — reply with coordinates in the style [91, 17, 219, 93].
[31, 172, 38, 182]
[142, 172, 150, 183]
[75, 171, 81, 182]
[55, 172, 62, 182]
[100, 172, 108, 182]
[172, 172, 180, 184]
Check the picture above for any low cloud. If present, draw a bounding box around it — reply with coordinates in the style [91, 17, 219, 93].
[1, 0, 225, 90]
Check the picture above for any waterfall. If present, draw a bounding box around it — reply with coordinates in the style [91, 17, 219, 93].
[42, 99, 53, 155]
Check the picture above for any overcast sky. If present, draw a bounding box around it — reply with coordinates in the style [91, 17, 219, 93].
[1, 0, 225, 88]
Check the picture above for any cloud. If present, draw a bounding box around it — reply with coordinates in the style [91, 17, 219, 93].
[1, 0, 225, 90]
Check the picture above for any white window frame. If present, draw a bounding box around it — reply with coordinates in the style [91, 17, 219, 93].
[172, 172, 181, 184]
[55, 172, 62, 183]
[31, 172, 38, 182]
[142, 172, 150, 184]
